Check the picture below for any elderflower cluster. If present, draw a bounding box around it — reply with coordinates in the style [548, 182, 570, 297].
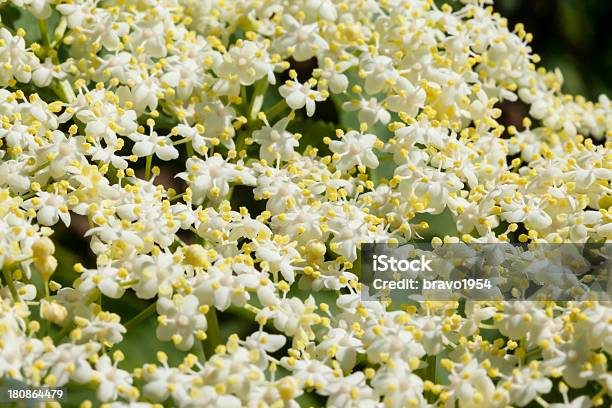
[0, 0, 610, 407]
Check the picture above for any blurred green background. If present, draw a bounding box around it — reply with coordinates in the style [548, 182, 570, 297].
[496, 0, 612, 99]
[482, 0, 611, 99]
[497, 0, 611, 99]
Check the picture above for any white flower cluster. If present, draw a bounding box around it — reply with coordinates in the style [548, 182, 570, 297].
[0, 0, 610, 407]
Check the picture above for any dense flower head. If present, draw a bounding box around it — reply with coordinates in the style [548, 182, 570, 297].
[0, 0, 610, 407]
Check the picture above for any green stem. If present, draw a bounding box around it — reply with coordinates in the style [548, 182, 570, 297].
[50, 79, 76, 103]
[535, 396, 550, 407]
[240, 86, 248, 111]
[51, 17, 67, 49]
[248, 79, 269, 121]
[426, 354, 437, 382]
[120, 279, 139, 287]
[353, 246, 362, 281]
[44, 279, 50, 336]
[425, 354, 437, 403]
[53, 321, 73, 342]
[38, 19, 50, 51]
[170, 192, 185, 202]
[124, 302, 157, 330]
[21, 192, 36, 200]
[145, 155, 152, 180]
[2, 268, 20, 302]
[32, 160, 51, 173]
[173, 137, 191, 146]
[234, 129, 248, 154]
[6, 255, 33, 266]
[202, 307, 222, 359]
[368, 166, 379, 184]
[525, 346, 541, 358]
[265, 99, 288, 123]
[186, 141, 194, 158]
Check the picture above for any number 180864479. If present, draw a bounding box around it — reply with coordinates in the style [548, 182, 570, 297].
[0, 386, 66, 403]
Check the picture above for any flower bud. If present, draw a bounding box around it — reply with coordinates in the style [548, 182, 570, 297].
[305, 241, 326, 261]
[40, 299, 67, 324]
[34, 256, 57, 281]
[183, 245, 208, 268]
[276, 376, 300, 401]
[32, 237, 55, 260]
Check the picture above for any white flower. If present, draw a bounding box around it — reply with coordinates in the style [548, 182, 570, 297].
[449, 197, 499, 235]
[496, 301, 548, 339]
[259, 296, 319, 345]
[396, 166, 464, 214]
[25, 0, 53, 19]
[156, 295, 207, 351]
[0, 160, 31, 194]
[329, 130, 379, 171]
[252, 117, 298, 162]
[84, 217, 144, 252]
[32, 58, 66, 87]
[129, 127, 179, 161]
[255, 236, 302, 284]
[213, 40, 275, 86]
[190, 386, 242, 408]
[177, 155, 256, 204]
[279, 78, 327, 117]
[141, 359, 192, 405]
[0, 28, 40, 85]
[304, 0, 337, 21]
[247, 379, 302, 408]
[385, 77, 426, 116]
[502, 197, 553, 230]
[173, 123, 211, 155]
[504, 363, 553, 407]
[365, 325, 426, 364]
[446, 359, 496, 408]
[192, 263, 251, 311]
[371, 360, 426, 408]
[550, 396, 592, 408]
[129, 20, 167, 58]
[244, 331, 287, 355]
[43, 131, 87, 178]
[322, 372, 378, 408]
[93, 355, 133, 402]
[360, 54, 397, 95]
[275, 15, 328, 61]
[25, 191, 71, 227]
[80, 311, 126, 346]
[197, 99, 237, 149]
[313, 56, 352, 94]
[125, 76, 163, 114]
[132, 252, 184, 299]
[281, 357, 335, 391]
[317, 327, 363, 371]
[42, 342, 100, 385]
[78, 265, 126, 299]
[342, 97, 391, 126]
